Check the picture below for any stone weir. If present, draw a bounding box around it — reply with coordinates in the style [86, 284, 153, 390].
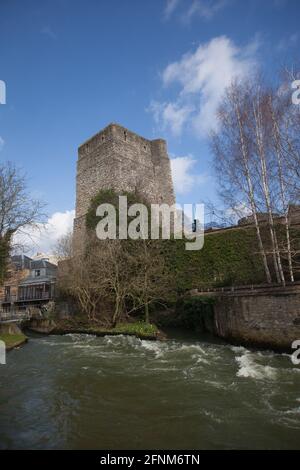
[193, 283, 300, 352]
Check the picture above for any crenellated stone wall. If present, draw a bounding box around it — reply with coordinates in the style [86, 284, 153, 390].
[73, 123, 175, 252]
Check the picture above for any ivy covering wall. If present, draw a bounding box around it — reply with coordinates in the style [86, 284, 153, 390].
[162, 228, 266, 292]
[85, 189, 299, 293]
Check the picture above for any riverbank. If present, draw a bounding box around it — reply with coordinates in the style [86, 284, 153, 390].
[28, 317, 163, 341]
[0, 322, 28, 351]
[0, 333, 28, 351]
[156, 287, 300, 353]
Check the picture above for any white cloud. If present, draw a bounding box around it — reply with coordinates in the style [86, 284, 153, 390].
[182, 0, 230, 23]
[164, 0, 181, 19]
[0, 136, 4, 151]
[171, 155, 208, 195]
[164, 0, 230, 23]
[150, 101, 193, 136]
[14, 209, 75, 255]
[277, 32, 299, 51]
[151, 35, 258, 137]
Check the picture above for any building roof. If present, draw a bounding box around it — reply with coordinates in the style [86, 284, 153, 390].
[11, 254, 32, 270]
[32, 252, 58, 265]
[30, 259, 57, 270]
[11, 255, 57, 271]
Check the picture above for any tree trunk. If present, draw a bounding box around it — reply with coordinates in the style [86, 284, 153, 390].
[270, 99, 294, 283]
[145, 302, 150, 324]
[253, 96, 285, 285]
[234, 93, 272, 283]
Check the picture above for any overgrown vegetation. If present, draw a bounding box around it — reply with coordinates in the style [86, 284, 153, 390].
[107, 321, 158, 337]
[59, 189, 176, 327]
[163, 227, 267, 291]
[86, 188, 148, 231]
[54, 318, 159, 338]
[163, 224, 300, 291]
[59, 187, 300, 329]
[175, 297, 215, 331]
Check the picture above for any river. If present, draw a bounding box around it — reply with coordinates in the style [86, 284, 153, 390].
[0, 330, 300, 449]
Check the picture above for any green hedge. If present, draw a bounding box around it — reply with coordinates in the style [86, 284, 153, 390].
[162, 228, 266, 292]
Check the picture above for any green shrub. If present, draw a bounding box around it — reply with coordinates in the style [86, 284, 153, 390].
[175, 297, 215, 331]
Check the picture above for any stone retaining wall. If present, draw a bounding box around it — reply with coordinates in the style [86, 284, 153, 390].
[211, 289, 300, 351]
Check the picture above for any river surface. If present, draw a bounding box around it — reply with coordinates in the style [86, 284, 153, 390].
[0, 330, 300, 449]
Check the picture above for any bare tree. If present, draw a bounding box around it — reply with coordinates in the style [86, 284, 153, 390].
[211, 72, 300, 285]
[0, 162, 45, 238]
[58, 236, 175, 326]
[59, 247, 110, 323]
[0, 162, 45, 280]
[126, 239, 175, 323]
[268, 92, 294, 282]
[251, 87, 285, 285]
[211, 81, 272, 283]
[54, 231, 73, 261]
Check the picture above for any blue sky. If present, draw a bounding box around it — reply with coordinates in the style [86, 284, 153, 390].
[0, 0, 299, 252]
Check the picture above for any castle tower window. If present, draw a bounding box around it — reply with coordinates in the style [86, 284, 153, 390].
[124, 131, 127, 141]
[102, 135, 105, 142]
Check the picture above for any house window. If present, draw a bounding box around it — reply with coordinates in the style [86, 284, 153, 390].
[4, 286, 10, 301]
[35, 269, 41, 277]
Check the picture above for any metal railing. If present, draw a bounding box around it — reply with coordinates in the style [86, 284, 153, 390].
[0, 311, 30, 322]
[193, 280, 300, 295]
[17, 292, 51, 301]
[2, 293, 52, 303]
[2, 294, 17, 303]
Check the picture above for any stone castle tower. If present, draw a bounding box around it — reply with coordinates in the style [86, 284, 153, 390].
[73, 123, 175, 252]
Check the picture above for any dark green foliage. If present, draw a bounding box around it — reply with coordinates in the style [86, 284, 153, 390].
[162, 228, 266, 291]
[175, 296, 215, 331]
[86, 189, 149, 231]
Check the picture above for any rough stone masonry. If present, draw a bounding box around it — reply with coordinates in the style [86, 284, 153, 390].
[73, 123, 175, 252]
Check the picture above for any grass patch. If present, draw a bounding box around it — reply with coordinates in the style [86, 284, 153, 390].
[112, 322, 159, 336]
[0, 333, 28, 350]
[54, 319, 159, 339]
